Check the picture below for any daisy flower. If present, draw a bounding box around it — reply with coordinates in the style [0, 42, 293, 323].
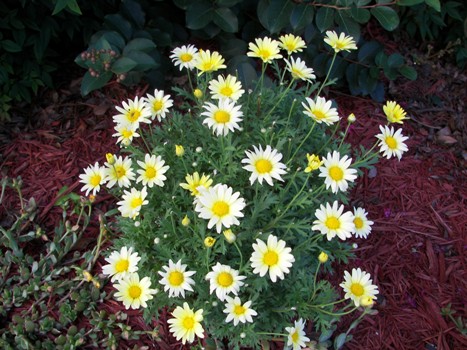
[302, 96, 339, 125]
[318, 151, 357, 193]
[247, 37, 283, 63]
[241, 145, 287, 186]
[79, 161, 106, 196]
[250, 234, 295, 283]
[383, 101, 407, 124]
[194, 49, 226, 75]
[170, 44, 199, 71]
[324, 30, 357, 53]
[167, 302, 204, 345]
[113, 96, 151, 126]
[279, 34, 307, 55]
[113, 122, 140, 147]
[208, 74, 245, 101]
[180, 172, 213, 196]
[102, 246, 141, 282]
[285, 57, 316, 82]
[158, 259, 196, 298]
[114, 272, 157, 309]
[304, 154, 323, 173]
[352, 207, 374, 239]
[194, 183, 246, 233]
[117, 186, 148, 219]
[223, 296, 258, 326]
[145, 89, 173, 122]
[285, 318, 310, 350]
[205, 262, 246, 301]
[312, 201, 355, 241]
[104, 155, 135, 188]
[340, 268, 379, 307]
[375, 125, 409, 160]
[136, 154, 169, 188]
[201, 99, 243, 136]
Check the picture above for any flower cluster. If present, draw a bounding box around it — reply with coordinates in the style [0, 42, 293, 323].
[80, 31, 412, 348]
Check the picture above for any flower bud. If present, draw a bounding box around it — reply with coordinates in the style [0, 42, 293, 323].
[106, 153, 115, 165]
[204, 237, 216, 247]
[83, 271, 93, 282]
[360, 296, 375, 308]
[181, 215, 190, 227]
[318, 251, 328, 263]
[194, 89, 203, 99]
[175, 145, 185, 157]
[348, 113, 356, 123]
[223, 229, 236, 244]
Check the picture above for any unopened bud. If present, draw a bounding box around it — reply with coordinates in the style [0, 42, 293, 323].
[181, 215, 190, 227]
[204, 237, 216, 248]
[175, 145, 184, 157]
[223, 229, 236, 244]
[318, 251, 328, 263]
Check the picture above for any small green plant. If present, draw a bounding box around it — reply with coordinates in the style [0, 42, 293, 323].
[0, 177, 150, 349]
[81, 32, 412, 349]
[441, 303, 467, 336]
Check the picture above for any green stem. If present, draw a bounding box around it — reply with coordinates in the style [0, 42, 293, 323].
[139, 126, 151, 153]
[338, 123, 352, 150]
[316, 306, 358, 316]
[316, 122, 340, 155]
[263, 79, 294, 123]
[316, 52, 338, 97]
[352, 142, 379, 167]
[310, 261, 322, 301]
[309, 298, 347, 308]
[287, 121, 316, 166]
[233, 241, 243, 271]
[284, 99, 297, 130]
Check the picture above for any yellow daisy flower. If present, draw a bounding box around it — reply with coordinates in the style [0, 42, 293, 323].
[250, 234, 295, 283]
[375, 125, 409, 160]
[205, 262, 246, 301]
[117, 186, 148, 219]
[104, 155, 135, 188]
[352, 207, 374, 239]
[136, 153, 170, 188]
[158, 259, 196, 298]
[113, 96, 151, 126]
[304, 154, 323, 173]
[113, 122, 140, 147]
[285, 318, 310, 350]
[180, 172, 213, 196]
[79, 161, 106, 196]
[201, 99, 243, 136]
[339, 268, 379, 307]
[170, 44, 199, 71]
[302, 96, 340, 125]
[102, 246, 141, 282]
[114, 272, 157, 309]
[223, 296, 258, 326]
[383, 101, 407, 124]
[312, 201, 355, 241]
[145, 89, 173, 122]
[208, 74, 245, 101]
[279, 34, 307, 55]
[194, 49, 226, 75]
[241, 145, 287, 186]
[247, 37, 283, 63]
[323, 30, 357, 53]
[167, 302, 204, 345]
[318, 151, 357, 193]
[285, 57, 316, 82]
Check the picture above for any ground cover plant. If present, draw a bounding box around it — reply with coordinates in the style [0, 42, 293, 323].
[75, 32, 417, 349]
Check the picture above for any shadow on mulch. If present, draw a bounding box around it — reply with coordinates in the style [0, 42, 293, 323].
[1, 60, 466, 349]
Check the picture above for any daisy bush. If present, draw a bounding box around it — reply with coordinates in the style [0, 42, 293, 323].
[81, 31, 411, 348]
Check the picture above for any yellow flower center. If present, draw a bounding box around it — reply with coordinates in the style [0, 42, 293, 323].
[291, 331, 299, 343]
[128, 109, 141, 122]
[329, 166, 344, 181]
[263, 250, 279, 266]
[354, 217, 364, 229]
[128, 285, 142, 299]
[122, 130, 133, 139]
[336, 41, 345, 50]
[182, 316, 195, 330]
[180, 53, 193, 62]
[115, 166, 126, 178]
[145, 166, 157, 179]
[115, 259, 129, 273]
[153, 100, 163, 112]
[214, 110, 230, 123]
[286, 43, 296, 52]
[202, 61, 213, 71]
[130, 197, 143, 209]
[90, 174, 101, 187]
[325, 216, 340, 230]
[350, 283, 364, 297]
[313, 109, 326, 120]
[217, 272, 233, 287]
[234, 305, 246, 315]
[220, 86, 233, 97]
[212, 201, 229, 217]
[168, 271, 184, 286]
[385, 136, 397, 149]
[291, 67, 302, 78]
[255, 159, 272, 174]
[259, 49, 271, 60]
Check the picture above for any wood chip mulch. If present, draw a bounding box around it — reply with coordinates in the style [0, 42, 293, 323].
[1, 67, 465, 350]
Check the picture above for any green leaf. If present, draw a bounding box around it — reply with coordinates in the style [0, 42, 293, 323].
[122, 0, 145, 27]
[336, 11, 361, 40]
[80, 71, 112, 96]
[425, 0, 441, 11]
[66, 0, 82, 15]
[105, 14, 133, 40]
[186, 1, 213, 30]
[124, 51, 158, 71]
[97, 31, 125, 51]
[397, 0, 424, 5]
[357, 41, 382, 63]
[357, 0, 372, 5]
[1, 39, 22, 53]
[213, 7, 238, 33]
[111, 57, 138, 74]
[316, 7, 335, 32]
[123, 38, 157, 54]
[370, 6, 399, 31]
[387, 53, 404, 68]
[290, 4, 314, 31]
[334, 333, 347, 349]
[216, 0, 243, 6]
[260, 0, 294, 34]
[399, 65, 417, 80]
[52, 0, 69, 15]
[350, 6, 371, 24]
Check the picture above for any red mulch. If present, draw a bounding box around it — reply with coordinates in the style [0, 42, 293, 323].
[1, 62, 466, 350]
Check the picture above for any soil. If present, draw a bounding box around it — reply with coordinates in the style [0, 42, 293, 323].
[0, 44, 466, 349]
